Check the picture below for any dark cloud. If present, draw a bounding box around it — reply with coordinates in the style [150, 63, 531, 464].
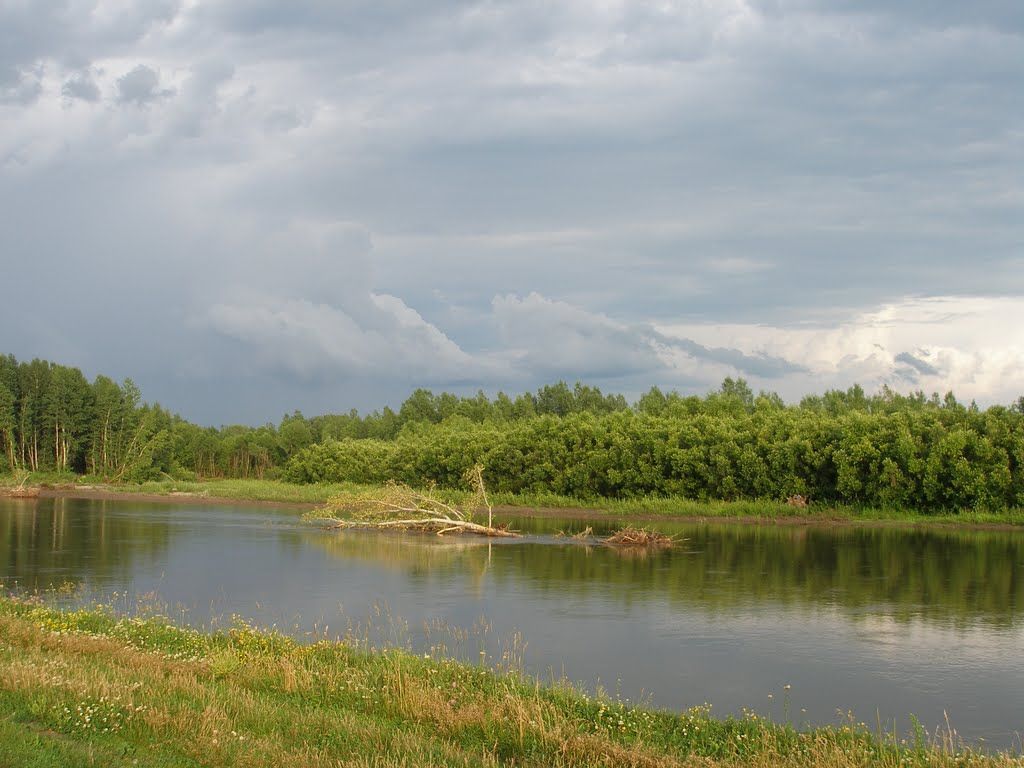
[61, 71, 100, 102]
[752, 0, 1024, 33]
[0, 0, 1021, 422]
[203, 0, 472, 36]
[117, 64, 174, 105]
[0, 1, 181, 81]
[168, 59, 235, 137]
[661, 336, 808, 379]
[894, 351, 940, 377]
[0, 67, 42, 105]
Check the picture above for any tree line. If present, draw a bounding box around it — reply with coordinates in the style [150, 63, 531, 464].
[0, 355, 304, 481]
[3, 354, 1024, 512]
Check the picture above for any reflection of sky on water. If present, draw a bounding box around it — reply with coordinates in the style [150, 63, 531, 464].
[2, 497, 1023, 748]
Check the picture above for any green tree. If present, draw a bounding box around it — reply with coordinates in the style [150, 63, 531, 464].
[0, 381, 16, 470]
[398, 389, 440, 425]
[279, 411, 314, 457]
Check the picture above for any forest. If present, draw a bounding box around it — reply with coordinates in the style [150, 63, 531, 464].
[2, 354, 1024, 513]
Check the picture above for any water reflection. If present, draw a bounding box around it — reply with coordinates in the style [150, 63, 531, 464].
[1, 497, 1023, 747]
[0, 497, 174, 587]
[313, 520, 1024, 629]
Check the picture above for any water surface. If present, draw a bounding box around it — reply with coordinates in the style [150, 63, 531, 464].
[2, 497, 1022, 748]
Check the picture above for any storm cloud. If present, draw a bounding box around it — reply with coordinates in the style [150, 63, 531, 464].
[0, 0, 1021, 423]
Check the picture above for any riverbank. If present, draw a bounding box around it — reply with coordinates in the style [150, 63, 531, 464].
[0, 596, 1017, 768]
[5, 475, 1024, 530]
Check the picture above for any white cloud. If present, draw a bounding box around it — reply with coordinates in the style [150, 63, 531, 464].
[206, 291, 488, 381]
[493, 292, 665, 378]
[493, 292, 804, 383]
[657, 296, 1024, 403]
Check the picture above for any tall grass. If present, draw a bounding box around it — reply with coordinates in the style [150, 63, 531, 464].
[0, 596, 1019, 768]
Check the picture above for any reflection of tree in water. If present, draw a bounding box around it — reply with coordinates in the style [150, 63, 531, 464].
[314, 523, 1023, 628]
[3, 499, 1019, 629]
[313, 531, 496, 594]
[0, 497, 174, 589]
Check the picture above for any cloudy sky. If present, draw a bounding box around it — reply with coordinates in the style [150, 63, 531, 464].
[1, 1, 1022, 424]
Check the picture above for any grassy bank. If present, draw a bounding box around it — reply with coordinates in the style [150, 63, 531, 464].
[0, 596, 1018, 768]
[5, 473, 1024, 528]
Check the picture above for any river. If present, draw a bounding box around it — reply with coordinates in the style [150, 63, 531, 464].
[1, 496, 1022, 748]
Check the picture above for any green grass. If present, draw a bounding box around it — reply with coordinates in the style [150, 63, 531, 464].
[1, 473, 352, 508]
[5, 473, 1024, 527]
[488, 491, 1024, 527]
[0, 596, 1018, 768]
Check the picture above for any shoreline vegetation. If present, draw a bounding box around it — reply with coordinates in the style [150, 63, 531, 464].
[1, 596, 1020, 768]
[4, 475, 1024, 531]
[4, 355, 1024, 523]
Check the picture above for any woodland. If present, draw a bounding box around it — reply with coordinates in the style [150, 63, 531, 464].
[3, 354, 1024, 513]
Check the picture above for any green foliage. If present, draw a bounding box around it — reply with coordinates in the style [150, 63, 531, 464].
[286, 399, 1024, 514]
[3, 353, 1024, 515]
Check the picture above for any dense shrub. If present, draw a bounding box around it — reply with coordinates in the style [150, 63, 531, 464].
[285, 406, 1024, 513]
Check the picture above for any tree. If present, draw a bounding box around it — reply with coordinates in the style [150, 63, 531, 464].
[0, 382, 16, 470]
[718, 377, 754, 408]
[398, 389, 439, 425]
[89, 376, 124, 475]
[636, 386, 668, 416]
[17, 359, 52, 471]
[43, 365, 92, 472]
[279, 411, 314, 456]
[536, 382, 574, 416]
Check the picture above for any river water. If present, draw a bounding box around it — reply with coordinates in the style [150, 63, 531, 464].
[2, 496, 1022, 748]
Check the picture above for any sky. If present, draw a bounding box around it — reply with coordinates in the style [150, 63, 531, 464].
[1, 0, 1022, 425]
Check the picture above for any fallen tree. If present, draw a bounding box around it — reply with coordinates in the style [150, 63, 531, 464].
[314, 465, 519, 538]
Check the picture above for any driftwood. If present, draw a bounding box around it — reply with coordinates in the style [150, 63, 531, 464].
[554, 526, 594, 540]
[602, 526, 676, 549]
[327, 517, 518, 537]
[317, 466, 519, 538]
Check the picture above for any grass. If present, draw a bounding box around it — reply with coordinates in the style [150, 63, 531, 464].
[0, 473, 353, 508]
[5, 473, 1024, 528]
[0, 596, 1019, 768]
